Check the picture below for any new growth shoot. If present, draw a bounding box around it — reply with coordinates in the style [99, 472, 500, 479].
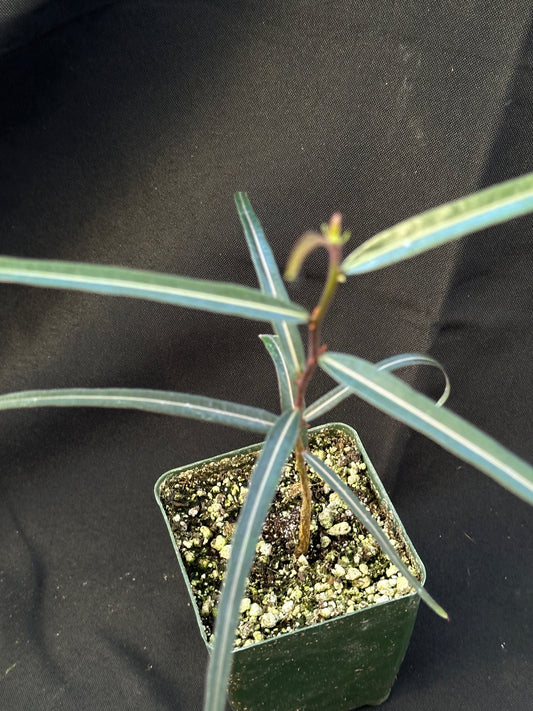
[285, 213, 351, 556]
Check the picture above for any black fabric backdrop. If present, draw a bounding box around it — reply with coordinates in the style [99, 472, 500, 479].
[0, 2, 532, 710]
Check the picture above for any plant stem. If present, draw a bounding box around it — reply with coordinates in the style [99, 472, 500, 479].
[292, 216, 345, 556]
[294, 435, 312, 557]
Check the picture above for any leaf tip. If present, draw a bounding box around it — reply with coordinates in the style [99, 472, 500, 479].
[432, 600, 450, 621]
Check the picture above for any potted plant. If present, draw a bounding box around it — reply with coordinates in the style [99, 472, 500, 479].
[1, 175, 533, 711]
[156, 421, 430, 711]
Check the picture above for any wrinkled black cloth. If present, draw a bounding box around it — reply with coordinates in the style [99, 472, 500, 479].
[1, 2, 532, 710]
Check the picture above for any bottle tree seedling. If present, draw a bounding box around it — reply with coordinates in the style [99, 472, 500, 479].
[1, 173, 533, 711]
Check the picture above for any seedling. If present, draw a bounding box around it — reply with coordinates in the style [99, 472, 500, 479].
[1, 173, 533, 711]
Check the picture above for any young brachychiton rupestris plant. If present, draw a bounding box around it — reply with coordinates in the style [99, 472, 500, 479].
[1, 172, 533, 711]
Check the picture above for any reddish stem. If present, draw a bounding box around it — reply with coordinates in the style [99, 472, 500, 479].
[292, 231, 344, 556]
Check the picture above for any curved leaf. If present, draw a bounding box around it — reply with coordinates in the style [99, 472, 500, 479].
[0, 389, 277, 433]
[342, 171, 533, 274]
[304, 352, 450, 421]
[284, 231, 325, 282]
[234, 193, 306, 374]
[376, 353, 450, 407]
[204, 409, 301, 711]
[303, 451, 448, 619]
[259, 334, 296, 410]
[319, 352, 533, 505]
[0, 255, 308, 324]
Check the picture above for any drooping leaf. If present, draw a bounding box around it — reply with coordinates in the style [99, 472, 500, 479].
[342, 171, 533, 274]
[284, 231, 325, 282]
[319, 352, 533, 506]
[259, 334, 296, 410]
[304, 352, 450, 421]
[234, 193, 306, 374]
[0, 256, 308, 324]
[375, 353, 450, 406]
[0, 389, 277, 433]
[303, 451, 448, 619]
[204, 409, 301, 711]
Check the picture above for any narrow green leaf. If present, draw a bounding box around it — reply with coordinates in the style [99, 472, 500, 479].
[259, 335, 296, 410]
[234, 193, 306, 374]
[319, 352, 533, 505]
[234, 193, 288, 299]
[204, 409, 301, 711]
[376, 353, 450, 407]
[303, 451, 448, 619]
[0, 256, 308, 324]
[304, 352, 450, 421]
[0, 389, 276, 433]
[303, 384, 351, 421]
[342, 172, 533, 274]
[284, 231, 325, 282]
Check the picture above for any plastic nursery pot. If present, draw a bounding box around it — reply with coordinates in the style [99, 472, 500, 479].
[155, 423, 426, 711]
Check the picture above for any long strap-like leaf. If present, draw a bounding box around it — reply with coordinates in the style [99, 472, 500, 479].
[304, 352, 450, 421]
[303, 451, 447, 619]
[342, 171, 533, 275]
[204, 409, 301, 711]
[319, 352, 533, 505]
[234, 193, 306, 376]
[0, 256, 308, 324]
[259, 334, 295, 411]
[0, 389, 277, 433]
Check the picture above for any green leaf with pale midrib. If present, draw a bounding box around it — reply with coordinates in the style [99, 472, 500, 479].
[259, 335, 295, 411]
[204, 409, 301, 711]
[0, 255, 308, 324]
[0, 388, 276, 433]
[319, 352, 533, 505]
[304, 352, 450, 421]
[342, 171, 533, 274]
[303, 451, 448, 619]
[234, 193, 306, 374]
